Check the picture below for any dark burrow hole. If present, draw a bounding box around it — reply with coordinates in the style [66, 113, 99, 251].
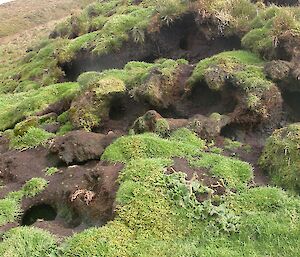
[282, 90, 300, 121]
[60, 13, 241, 81]
[109, 97, 126, 120]
[22, 204, 57, 226]
[188, 83, 237, 116]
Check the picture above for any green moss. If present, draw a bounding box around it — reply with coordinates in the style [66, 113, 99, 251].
[170, 128, 206, 149]
[22, 177, 48, 197]
[69, 78, 125, 130]
[0, 227, 57, 257]
[259, 123, 300, 193]
[44, 167, 59, 176]
[101, 132, 205, 163]
[188, 50, 273, 114]
[241, 27, 274, 59]
[13, 117, 39, 136]
[0, 82, 80, 131]
[0, 198, 21, 226]
[223, 138, 243, 151]
[57, 122, 74, 135]
[190, 153, 253, 190]
[9, 127, 54, 150]
[242, 7, 300, 59]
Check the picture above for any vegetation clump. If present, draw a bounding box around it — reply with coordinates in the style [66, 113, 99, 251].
[188, 50, 278, 119]
[0, 178, 48, 226]
[9, 127, 54, 150]
[259, 123, 300, 193]
[0, 227, 57, 257]
[69, 78, 126, 130]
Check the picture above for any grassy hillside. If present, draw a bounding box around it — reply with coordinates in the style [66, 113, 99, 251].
[0, 0, 94, 38]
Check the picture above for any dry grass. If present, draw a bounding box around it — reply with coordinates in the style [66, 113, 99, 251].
[0, 0, 94, 38]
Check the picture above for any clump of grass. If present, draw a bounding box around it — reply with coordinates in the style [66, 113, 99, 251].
[22, 178, 48, 197]
[259, 123, 300, 193]
[190, 152, 253, 190]
[0, 177, 47, 226]
[0, 198, 22, 226]
[0, 227, 57, 257]
[101, 132, 205, 163]
[0, 82, 80, 131]
[69, 78, 126, 130]
[242, 6, 300, 59]
[9, 127, 54, 150]
[44, 167, 59, 176]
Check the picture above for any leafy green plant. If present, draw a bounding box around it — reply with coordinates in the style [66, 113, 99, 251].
[164, 172, 239, 233]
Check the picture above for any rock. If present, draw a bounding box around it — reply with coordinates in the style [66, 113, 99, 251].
[41, 122, 61, 134]
[264, 60, 291, 82]
[49, 130, 118, 164]
[131, 110, 170, 136]
[188, 113, 231, 140]
[0, 136, 9, 154]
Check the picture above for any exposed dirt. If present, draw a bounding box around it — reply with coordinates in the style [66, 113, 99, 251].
[0, 134, 124, 238]
[49, 130, 118, 164]
[61, 13, 241, 81]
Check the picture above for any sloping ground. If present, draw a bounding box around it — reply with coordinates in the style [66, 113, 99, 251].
[0, 0, 300, 256]
[0, 0, 94, 38]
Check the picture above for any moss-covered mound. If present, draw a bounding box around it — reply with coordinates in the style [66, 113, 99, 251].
[188, 50, 282, 124]
[259, 123, 300, 193]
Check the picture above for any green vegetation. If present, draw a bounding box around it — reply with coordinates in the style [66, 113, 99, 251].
[22, 178, 48, 197]
[1, 0, 300, 256]
[0, 198, 21, 226]
[44, 167, 59, 176]
[69, 78, 126, 130]
[101, 131, 206, 163]
[190, 153, 253, 190]
[188, 50, 274, 116]
[224, 138, 243, 150]
[78, 58, 187, 90]
[60, 130, 300, 256]
[0, 178, 48, 226]
[259, 123, 300, 193]
[0, 82, 80, 131]
[0, 227, 57, 257]
[242, 6, 300, 59]
[9, 127, 54, 150]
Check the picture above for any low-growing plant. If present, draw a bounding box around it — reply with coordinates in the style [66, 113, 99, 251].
[0, 227, 57, 257]
[0, 198, 22, 226]
[44, 167, 59, 176]
[22, 178, 48, 197]
[9, 127, 54, 150]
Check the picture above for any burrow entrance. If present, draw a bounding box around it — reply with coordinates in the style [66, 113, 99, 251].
[188, 82, 238, 116]
[61, 13, 241, 81]
[22, 204, 57, 226]
[282, 90, 300, 121]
